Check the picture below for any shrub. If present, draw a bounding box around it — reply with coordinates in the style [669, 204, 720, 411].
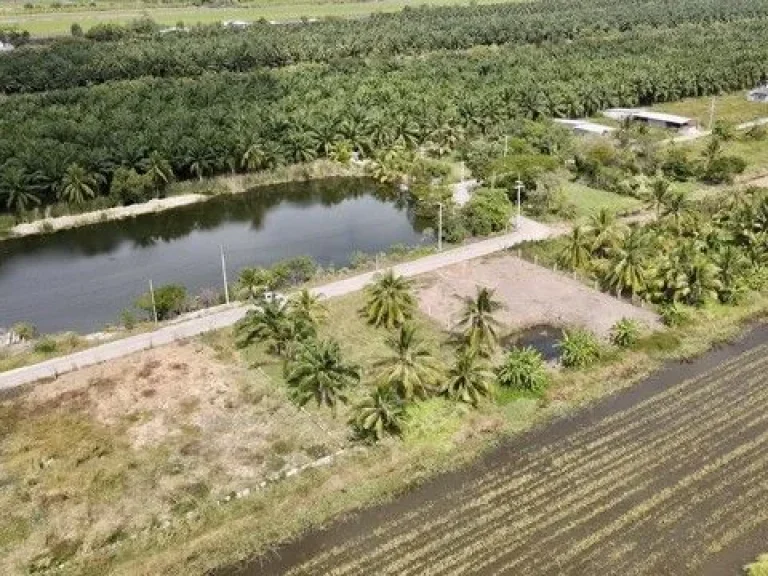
[496, 346, 550, 394]
[659, 302, 692, 327]
[558, 329, 601, 368]
[70, 23, 83, 37]
[745, 124, 767, 141]
[610, 318, 641, 348]
[109, 167, 154, 206]
[702, 155, 747, 184]
[662, 146, 697, 181]
[33, 338, 58, 354]
[120, 309, 137, 330]
[462, 187, 512, 236]
[271, 256, 317, 288]
[136, 284, 187, 321]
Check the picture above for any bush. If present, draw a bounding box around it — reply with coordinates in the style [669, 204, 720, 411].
[109, 167, 154, 206]
[662, 146, 697, 181]
[462, 187, 512, 236]
[609, 318, 641, 348]
[33, 337, 58, 354]
[558, 328, 601, 368]
[496, 346, 550, 393]
[120, 309, 137, 330]
[702, 155, 747, 184]
[745, 124, 767, 141]
[659, 302, 692, 327]
[271, 256, 317, 288]
[136, 284, 187, 321]
[70, 23, 83, 37]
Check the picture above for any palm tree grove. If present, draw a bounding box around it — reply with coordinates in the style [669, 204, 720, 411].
[1, 0, 768, 574]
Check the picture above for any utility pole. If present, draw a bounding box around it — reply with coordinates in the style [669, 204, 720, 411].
[437, 202, 443, 252]
[148, 279, 158, 324]
[708, 96, 716, 131]
[220, 244, 230, 304]
[515, 178, 524, 229]
[504, 135, 509, 157]
[460, 161, 465, 182]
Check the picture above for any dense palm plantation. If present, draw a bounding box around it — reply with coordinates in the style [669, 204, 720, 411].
[2, 0, 768, 213]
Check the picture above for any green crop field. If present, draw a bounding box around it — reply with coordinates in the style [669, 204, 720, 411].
[0, 0, 513, 36]
[258, 337, 768, 575]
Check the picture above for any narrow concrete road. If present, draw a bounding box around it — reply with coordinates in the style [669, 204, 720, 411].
[0, 217, 555, 392]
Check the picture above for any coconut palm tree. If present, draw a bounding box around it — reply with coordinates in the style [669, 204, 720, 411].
[349, 385, 406, 442]
[58, 163, 99, 206]
[645, 176, 671, 219]
[589, 208, 627, 258]
[364, 270, 415, 329]
[234, 299, 289, 353]
[557, 226, 592, 271]
[240, 139, 266, 172]
[287, 339, 360, 414]
[603, 228, 650, 297]
[660, 189, 691, 232]
[442, 347, 494, 406]
[0, 164, 40, 213]
[143, 152, 174, 196]
[290, 289, 327, 328]
[455, 286, 504, 356]
[375, 324, 441, 400]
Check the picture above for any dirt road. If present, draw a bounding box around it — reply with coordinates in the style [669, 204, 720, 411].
[225, 325, 768, 576]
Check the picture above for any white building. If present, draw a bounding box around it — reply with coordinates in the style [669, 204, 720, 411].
[554, 118, 616, 137]
[602, 108, 697, 132]
[748, 86, 768, 103]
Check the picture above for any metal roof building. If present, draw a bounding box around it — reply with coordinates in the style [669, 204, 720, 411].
[554, 119, 616, 136]
[748, 86, 768, 103]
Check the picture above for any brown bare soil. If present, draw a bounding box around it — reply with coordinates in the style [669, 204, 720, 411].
[232, 325, 768, 576]
[0, 334, 345, 574]
[416, 254, 660, 338]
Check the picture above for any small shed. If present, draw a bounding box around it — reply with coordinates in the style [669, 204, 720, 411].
[603, 108, 696, 131]
[748, 86, 768, 103]
[554, 119, 616, 137]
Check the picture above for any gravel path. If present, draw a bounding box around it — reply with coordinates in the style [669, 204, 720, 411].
[0, 217, 555, 391]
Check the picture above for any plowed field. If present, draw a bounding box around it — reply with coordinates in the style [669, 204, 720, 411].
[227, 327, 768, 576]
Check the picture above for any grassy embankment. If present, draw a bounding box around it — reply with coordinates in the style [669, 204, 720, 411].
[3, 238, 765, 576]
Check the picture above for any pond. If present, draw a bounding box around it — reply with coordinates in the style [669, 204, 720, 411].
[0, 178, 429, 334]
[502, 324, 565, 362]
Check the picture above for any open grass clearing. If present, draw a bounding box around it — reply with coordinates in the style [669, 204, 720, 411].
[651, 91, 768, 127]
[560, 181, 643, 219]
[0, 0, 519, 36]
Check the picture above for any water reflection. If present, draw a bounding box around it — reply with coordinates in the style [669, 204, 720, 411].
[0, 178, 426, 334]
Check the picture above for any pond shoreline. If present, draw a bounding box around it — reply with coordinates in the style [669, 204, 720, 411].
[3, 160, 362, 241]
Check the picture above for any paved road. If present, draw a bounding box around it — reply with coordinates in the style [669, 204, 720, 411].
[0, 217, 555, 392]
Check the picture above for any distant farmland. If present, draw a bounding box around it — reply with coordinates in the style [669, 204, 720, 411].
[247, 329, 768, 576]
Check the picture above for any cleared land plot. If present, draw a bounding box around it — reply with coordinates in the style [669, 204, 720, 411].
[246, 325, 768, 576]
[416, 254, 659, 339]
[0, 334, 348, 574]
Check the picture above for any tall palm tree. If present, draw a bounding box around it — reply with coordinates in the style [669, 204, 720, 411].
[589, 208, 627, 258]
[349, 385, 405, 442]
[604, 228, 650, 297]
[375, 324, 441, 400]
[454, 286, 504, 356]
[290, 289, 327, 328]
[240, 139, 266, 172]
[442, 347, 494, 407]
[0, 164, 40, 213]
[143, 152, 174, 196]
[660, 189, 691, 232]
[557, 226, 592, 270]
[58, 163, 99, 206]
[645, 176, 671, 220]
[287, 339, 360, 414]
[364, 270, 415, 329]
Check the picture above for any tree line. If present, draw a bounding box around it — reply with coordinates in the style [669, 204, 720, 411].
[2, 20, 768, 214]
[2, 0, 768, 93]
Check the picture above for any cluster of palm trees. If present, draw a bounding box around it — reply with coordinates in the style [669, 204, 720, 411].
[557, 185, 768, 308]
[234, 270, 550, 442]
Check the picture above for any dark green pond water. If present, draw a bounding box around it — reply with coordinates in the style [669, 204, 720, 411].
[0, 178, 428, 334]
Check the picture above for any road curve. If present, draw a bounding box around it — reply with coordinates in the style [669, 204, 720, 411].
[0, 217, 554, 392]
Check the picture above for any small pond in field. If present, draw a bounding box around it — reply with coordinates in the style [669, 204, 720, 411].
[502, 324, 565, 362]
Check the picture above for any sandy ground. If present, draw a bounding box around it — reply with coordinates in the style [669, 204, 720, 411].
[416, 254, 660, 338]
[9, 194, 206, 237]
